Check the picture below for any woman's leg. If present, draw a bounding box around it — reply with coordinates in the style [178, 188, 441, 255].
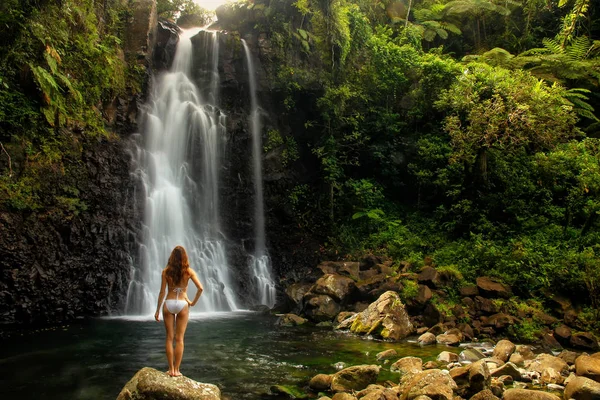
[163, 304, 176, 376]
[173, 304, 190, 376]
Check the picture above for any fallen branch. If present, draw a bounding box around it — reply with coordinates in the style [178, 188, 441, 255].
[0, 142, 12, 177]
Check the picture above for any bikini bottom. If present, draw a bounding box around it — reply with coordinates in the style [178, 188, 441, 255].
[165, 299, 187, 314]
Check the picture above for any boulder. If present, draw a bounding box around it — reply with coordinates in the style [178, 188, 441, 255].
[418, 332, 436, 346]
[459, 285, 479, 297]
[502, 388, 560, 400]
[331, 393, 358, 400]
[540, 367, 564, 385]
[526, 353, 569, 376]
[438, 351, 459, 363]
[418, 267, 441, 288]
[391, 356, 423, 375]
[475, 277, 512, 299]
[400, 369, 458, 400]
[276, 313, 308, 326]
[553, 325, 572, 345]
[376, 349, 398, 361]
[484, 314, 516, 330]
[575, 355, 600, 383]
[564, 376, 600, 400]
[474, 297, 498, 315]
[358, 386, 398, 400]
[331, 365, 380, 393]
[570, 333, 600, 351]
[356, 274, 389, 301]
[337, 313, 359, 329]
[493, 340, 516, 362]
[311, 274, 357, 304]
[469, 360, 491, 396]
[437, 329, 463, 346]
[459, 348, 487, 363]
[285, 282, 313, 307]
[350, 291, 413, 341]
[558, 350, 578, 365]
[490, 362, 521, 380]
[309, 374, 333, 391]
[508, 353, 525, 367]
[515, 345, 535, 360]
[318, 261, 360, 280]
[116, 367, 221, 400]
[422, 303, 443, 327]
[470, 389, 500, 400]
[304, 294, 341, 322]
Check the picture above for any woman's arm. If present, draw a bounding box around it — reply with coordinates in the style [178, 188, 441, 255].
[187, 270, 204, 307]
[155, 270, 167, 321]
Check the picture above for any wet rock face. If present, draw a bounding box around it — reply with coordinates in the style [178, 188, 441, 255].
[0, 138, 141, 325]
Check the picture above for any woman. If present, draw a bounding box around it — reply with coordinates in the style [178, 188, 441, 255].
[155, 245, 203, 377]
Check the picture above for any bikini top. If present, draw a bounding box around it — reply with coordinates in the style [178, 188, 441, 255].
[172, 287, 184, 300]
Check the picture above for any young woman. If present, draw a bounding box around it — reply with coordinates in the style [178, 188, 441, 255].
[154, 245, 203, 377]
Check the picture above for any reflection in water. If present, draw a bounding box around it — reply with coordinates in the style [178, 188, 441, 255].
[0, 315, 453, 399]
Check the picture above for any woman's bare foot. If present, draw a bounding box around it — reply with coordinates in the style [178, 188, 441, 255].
[166, 370, 177, 377]
[173, 371, 183, 377]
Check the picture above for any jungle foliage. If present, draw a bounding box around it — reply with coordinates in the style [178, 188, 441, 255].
[229, 0, 600, 316]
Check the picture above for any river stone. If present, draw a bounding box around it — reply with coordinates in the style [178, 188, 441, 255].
[558, 350, 578, 365]
[575, 355, 600, 383]
[564, 375, 600, 400]
[350, 291, 413, 341]
[460, 348, 487, 363]
[493, 339, 516, 362]
[337, 311, 357, 324]
[309, 374, 333, 391]
[469, 360, 491, 396]
[359, 386, 398, 400]
[116, 367, 221, 400]
[509, 353, 525, 367]
[553, 324, 572, 344]
[276, 313, 308, 326]
[285, 282, 313, 306]
[475, 277, 512, 299]
[318, 261, 360, 280]
[526, 353, 569, 375]
[515, 345, 535, 360]
[417, 266, 441, 288]
[331, 393, 357, 400]
[356, 274, 389, 301]
[438, 351, 459, 363]
[571, 333, 600, 351]
[330, 365, 380, 393]
[502, 389, 560, 400]
[391, 356, 423, 375]
[311, 274, 357, 303]
[418, 332, 436, 346]
[470, 389, 500, 400]
[376, 349, 398, 361]
[436, 330, 462, 346]
[540, 367, 564, 385]
[304, 294, 342, 322]
[490, 362, 521, 380]
[400, 369, 458, 400]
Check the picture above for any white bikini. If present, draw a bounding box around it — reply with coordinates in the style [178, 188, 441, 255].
[164, 288, 187, 314]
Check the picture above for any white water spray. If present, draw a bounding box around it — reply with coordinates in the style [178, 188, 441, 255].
[126, 29, 239, 315]
[242, 40, 276, 307]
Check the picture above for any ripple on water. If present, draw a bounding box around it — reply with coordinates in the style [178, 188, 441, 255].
[0, 313, 456, 399]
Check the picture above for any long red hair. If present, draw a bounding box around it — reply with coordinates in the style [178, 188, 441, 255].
[165, 246, 190, 286]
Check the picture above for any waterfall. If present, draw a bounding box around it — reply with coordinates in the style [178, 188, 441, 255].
[126, 29, 239, 315]
[242, 40, 276, 308]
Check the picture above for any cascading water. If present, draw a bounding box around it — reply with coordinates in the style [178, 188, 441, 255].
[242, 40, 276, 307]
[126, 29, 239, 315]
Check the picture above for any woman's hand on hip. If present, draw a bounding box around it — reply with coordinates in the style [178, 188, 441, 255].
[155, 311, 160, 321]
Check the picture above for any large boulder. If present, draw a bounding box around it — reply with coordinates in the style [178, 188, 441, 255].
[309, 374, 333, 391]
[564, 376, 600, 400]
[570, 332, 600, 351]
[304, 294, 341, 322]
[117, 367, 221, 400]
[391, 357, 423, 376]
[318, 261, 361, 280]
[285, 282, 313, 308]
[493, 339, 516, 362]
[350, 291, 413, 341]
[475, 277, 512, 298]
[468, 360, 491, 396]
[525, 353, 569, 376]
[400, 369, 458, 400]
[502, 388, 560, 400]
[276, 313, 308, 326]
[330, 365, 380, 393]
[310, 274, 357, 304]
[575, 355, 600, 383]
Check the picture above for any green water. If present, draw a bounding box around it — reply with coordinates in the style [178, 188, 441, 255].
[0, 312, 454, 399]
